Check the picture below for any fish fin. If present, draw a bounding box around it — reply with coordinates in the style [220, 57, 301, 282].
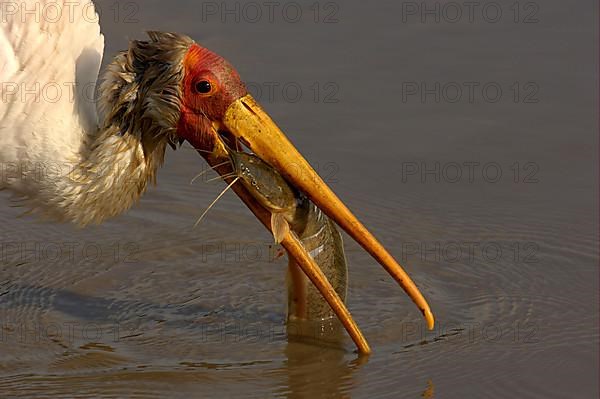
[271, 213, 289, 244]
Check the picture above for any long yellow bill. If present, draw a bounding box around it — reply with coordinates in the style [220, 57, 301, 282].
[222, 94, 435, 332]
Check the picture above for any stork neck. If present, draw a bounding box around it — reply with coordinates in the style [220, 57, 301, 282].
[32, 122, 166, 226]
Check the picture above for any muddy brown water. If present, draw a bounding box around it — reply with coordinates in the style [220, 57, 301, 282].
[0, 0, 598, 397]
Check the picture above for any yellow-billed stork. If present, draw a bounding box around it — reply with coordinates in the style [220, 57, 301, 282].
[0, 0, 434, 354]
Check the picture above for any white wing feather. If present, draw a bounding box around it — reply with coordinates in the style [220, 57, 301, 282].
[0, 0, 104, 196]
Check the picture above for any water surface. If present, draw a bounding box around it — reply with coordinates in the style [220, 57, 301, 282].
[0, 0, 598, 397]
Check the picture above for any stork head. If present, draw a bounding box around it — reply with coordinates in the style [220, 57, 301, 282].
[176, 43, 247, 150]
[105, 32, 434, 346]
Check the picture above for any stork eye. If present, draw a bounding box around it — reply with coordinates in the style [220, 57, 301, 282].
[195, 80, 212, 94]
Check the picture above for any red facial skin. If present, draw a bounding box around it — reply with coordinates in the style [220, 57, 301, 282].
[177, 44, 248, 152]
